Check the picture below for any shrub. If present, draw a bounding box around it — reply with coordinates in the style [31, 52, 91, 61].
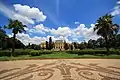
[0, 51, 11, 57]
[66, 50, 120, 55]
[30, 50, 40, 56]
[40, 51, 52, 54]
[30, 50, 53, 56]
[0, 50, 119, 57]
[14, 50, 30, 56]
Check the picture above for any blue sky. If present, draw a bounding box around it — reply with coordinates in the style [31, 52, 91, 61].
[0, 0, 119, 45]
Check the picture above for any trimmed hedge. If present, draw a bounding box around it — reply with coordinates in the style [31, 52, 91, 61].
[0, 50, 53, 57]
[30, 51, 40, 56]
[0, 50, 120, 57]
[66, 50, 120, 55]
[0, 50, 30, 57]
[30, 50, 52, 56]
[0, 51, 11, 57]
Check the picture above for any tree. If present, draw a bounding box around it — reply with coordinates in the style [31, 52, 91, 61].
[94, 14, 119, 52]
[4, 19, 27, 56]
[116, 34, 120, 49]
[70, 44, 73, 50]
[72, 42, 79, 49]
[48, 37, 53, 50]
[96, 38, 105, 48]
[110, 34, 120, 49]
[88, 39, 96, 49]
[64, 41, 69, 50]
[34, 45, 41, 50]
[5, 38, 25, 50]
[46, 41, 49, 50]
[79, 42, 87, 50]
[0, 27, 8, 50]
[15, 39, 25, 49]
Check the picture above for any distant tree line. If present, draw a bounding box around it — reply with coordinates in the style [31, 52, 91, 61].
[25, 43, 41, 50]
[72, 34, 120, 50]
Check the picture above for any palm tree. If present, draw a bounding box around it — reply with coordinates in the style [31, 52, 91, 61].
[94, 14, 119, 52]
[5, 19, 27, 56]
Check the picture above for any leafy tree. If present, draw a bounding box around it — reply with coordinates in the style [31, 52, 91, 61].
[110, 34, 120, 49]
[70, 44, 73, 50]
[46, 41, 49, 50]
[4, 19, 27, 56]
[64, 41, 69, 50]
[79, 42, 87, 50]
[96, 38, 105, 48]
[34, 45, 41, 50]
[94, 14, 119, 52]
[48, 37, 53, 50]
[116, 34, 120, 49]
[6, 38, 25, 49]
[88, 39, 95, 49]
[72, 42, 79, 49]
[0, 27, 8, 50]
[15, 39, 25, 49]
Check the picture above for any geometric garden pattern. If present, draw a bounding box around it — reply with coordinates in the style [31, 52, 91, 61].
[0, 59, 120, 80]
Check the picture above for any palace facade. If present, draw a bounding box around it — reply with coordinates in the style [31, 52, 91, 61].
[54, 40, 64, 50]
[40, 40, 74, 50]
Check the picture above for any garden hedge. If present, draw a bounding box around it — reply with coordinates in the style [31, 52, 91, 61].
[0, 50, 119, 57]
[66, 50, 120, 55]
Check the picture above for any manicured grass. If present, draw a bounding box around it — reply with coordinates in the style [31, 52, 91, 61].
[0, 53, 120, 61]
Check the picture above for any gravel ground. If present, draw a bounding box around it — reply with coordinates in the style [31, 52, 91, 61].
[0, 59, 120, 80]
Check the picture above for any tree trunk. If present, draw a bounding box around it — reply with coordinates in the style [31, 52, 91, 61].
[12, 34, 16, 57]
[105, 36, 109, 54]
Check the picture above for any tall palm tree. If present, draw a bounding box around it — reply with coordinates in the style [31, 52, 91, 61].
[5, 19, 27, 56]
[94, 14, 119, 52]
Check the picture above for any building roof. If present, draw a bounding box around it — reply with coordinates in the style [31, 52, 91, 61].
[55, 40, 64, 43]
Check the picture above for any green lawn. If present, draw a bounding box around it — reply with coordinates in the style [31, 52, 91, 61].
[0, 52, 120, 61]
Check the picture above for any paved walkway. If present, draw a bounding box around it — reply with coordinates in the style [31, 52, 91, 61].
[0, 59, 120, 80]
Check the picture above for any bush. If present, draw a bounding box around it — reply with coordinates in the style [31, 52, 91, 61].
[0, 50, 119, 57]
[30, 50, 40, 56]
[66, 50, 120, 55]
[66, 51, 84, 55]
[14, 50, 30, 56]
[40, 51, 52, 54]
[108, 51, 120, 55]
[30, 50, 53, 56]
[0, 50, 54, 57]
[0, 51, 11, 57]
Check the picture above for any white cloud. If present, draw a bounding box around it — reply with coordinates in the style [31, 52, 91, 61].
[0, 3, 46, 25]
[111, 8, 120, 16]
[73, 24, 100, 42]
[16, 33, 48, 45]
[117, 1, 120, 4]
[13, 13, 35, 24]
[8, 33, 48, 45]
[34, 24, 50, 33]
[13, 4, 46, 22]
[51, 27, 72, 37]
[29, 24, 50, 34]
[111, 1, 120, 16]
[16, 33, 71, 45]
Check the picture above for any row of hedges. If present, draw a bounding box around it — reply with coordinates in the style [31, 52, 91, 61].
[30, 50, 52, 56]
[0, 50, 120, 57]
[0, 50, 53, 57]
[66, 50, 120, 55]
